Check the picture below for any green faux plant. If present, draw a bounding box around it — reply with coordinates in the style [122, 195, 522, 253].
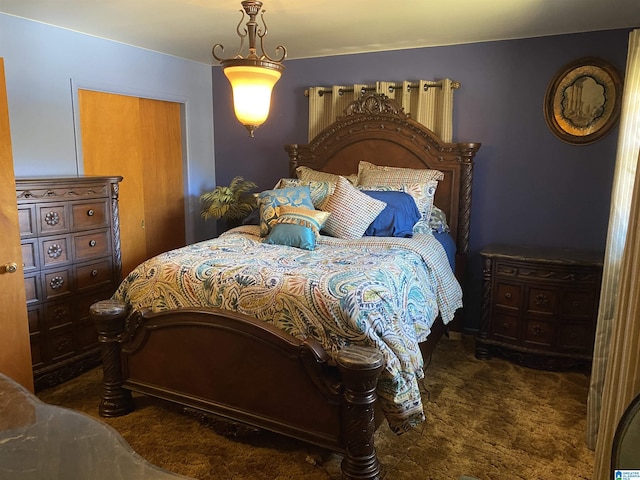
[200, 176, 258, 222]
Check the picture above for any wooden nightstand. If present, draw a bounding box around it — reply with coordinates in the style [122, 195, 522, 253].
[475, 244, 603, 370]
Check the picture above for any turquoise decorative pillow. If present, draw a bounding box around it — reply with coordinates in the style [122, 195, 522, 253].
[265, 223, 317, 250]
[257, 186, 315, 236]
[273, 178, 335, 208]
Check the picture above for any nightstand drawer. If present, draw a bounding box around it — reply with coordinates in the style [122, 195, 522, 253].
[524, 319, 554, 348]
[494, 282, 521, 309]
[561, 290, 595, 317]
[490, 311, 519, 342]
[526, 287, 557, 315]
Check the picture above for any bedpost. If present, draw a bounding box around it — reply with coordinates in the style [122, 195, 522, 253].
[336, 345, 384, 480]
[90, 299, 134, 417]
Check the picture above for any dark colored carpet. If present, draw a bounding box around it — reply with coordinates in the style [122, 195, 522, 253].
[37, 336, 594, 479]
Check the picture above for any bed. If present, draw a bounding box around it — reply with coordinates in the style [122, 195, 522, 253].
[91, 93, 481, 480]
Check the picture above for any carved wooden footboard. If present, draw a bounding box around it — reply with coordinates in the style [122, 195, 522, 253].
[91, 299, 386, 480]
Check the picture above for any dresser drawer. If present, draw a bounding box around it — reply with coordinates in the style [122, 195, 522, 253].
[21, 240, 40, 272]
[43, 268, 73, 300]
[27, 305, 43, 335]
[73, 229, 111, 261]
[47, 327, 76, 362]
[75, 259, 114, 291]
[71, 200, 110, 231]
[44, 301, 73, 330]
[40, 235, 72, 268]
[18, 205, 36, 238]
[37, 203, 69, 236]
[24, 272, 42, 306]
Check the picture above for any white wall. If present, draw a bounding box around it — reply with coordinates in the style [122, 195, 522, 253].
[0, 13, 216, 242]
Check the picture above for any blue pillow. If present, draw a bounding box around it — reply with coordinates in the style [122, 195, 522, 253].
[361, 190, 421, 237]
[265, 223, 317, 250]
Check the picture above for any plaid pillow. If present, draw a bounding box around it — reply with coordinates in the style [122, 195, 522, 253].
[321, 176, 386, 239]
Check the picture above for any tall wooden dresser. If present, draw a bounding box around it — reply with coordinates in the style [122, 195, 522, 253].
[15, 176, 123, 390]
[475, 244, 603, 370]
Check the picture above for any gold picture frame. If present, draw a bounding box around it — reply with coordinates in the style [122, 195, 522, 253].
[544, 56, 623, 145]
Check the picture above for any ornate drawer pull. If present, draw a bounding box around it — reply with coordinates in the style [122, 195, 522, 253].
[504, 292, 512, 300]
[535, 294, 549, 306]
[50, 276, 64, 289]
[47, 244, 63, 258]
[502, 322, 510, 330]
[573, 300, 580, 308]
[91, 269, 99, 277]
[532, 324, 543, 335]
[53, 306, 66, 321]
[45, 211, 60, 226]
[89, 240, 97, 247]
[87, 209, 95, 216]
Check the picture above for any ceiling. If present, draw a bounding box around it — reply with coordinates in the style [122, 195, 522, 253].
[1, 0, 639, 65]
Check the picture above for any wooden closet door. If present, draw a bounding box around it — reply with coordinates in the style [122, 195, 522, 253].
[79, 90, 185, 277]
[0, 58, 34, 391]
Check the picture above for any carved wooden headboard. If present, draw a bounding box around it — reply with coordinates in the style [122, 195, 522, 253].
[284, 94, 481, 257]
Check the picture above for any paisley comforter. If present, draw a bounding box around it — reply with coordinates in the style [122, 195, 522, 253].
[113, 225, 462, 433]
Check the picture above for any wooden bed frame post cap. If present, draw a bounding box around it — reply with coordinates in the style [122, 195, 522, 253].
[336, 345, 384, 480]
[89, 299, 134, 417]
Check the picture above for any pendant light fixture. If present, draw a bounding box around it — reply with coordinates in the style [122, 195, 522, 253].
[213, 1, 287, 137]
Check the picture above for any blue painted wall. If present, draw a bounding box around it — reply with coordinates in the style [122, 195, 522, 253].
[213, 29, 633, 331]
[1, 13, 217, 243]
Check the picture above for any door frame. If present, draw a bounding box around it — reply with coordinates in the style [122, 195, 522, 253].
[70, 78, 194, 244]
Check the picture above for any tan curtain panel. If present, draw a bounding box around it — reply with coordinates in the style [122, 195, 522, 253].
[586, 28, 640, 473]
[306, 79, 458, 142]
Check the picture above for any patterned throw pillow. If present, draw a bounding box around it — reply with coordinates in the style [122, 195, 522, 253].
[359, 181, 438, 223]
[273, 178, 335, 208]
[264, 206, 331, 250]
[275, 205, 330, 233]
[296, 166, 358, 185]
[412, 205, 450, 234]
[429, 205, 451, 233]
[257, 186, 315, 236]
[321, 176, 387, 239]
[357, 161, 444, 185]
